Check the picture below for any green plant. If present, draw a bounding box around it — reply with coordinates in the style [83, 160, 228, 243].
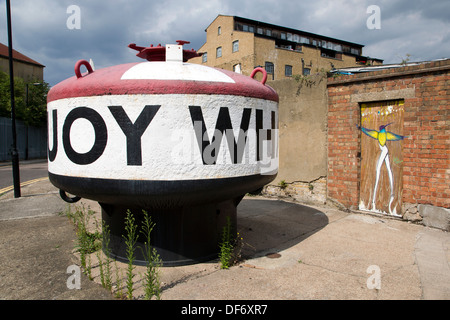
[400, 53, 411, 65]
[87, 254, 93, 280]
[114, 260, 125, 299]
[278, 180, 288, 189]
[140, 210, 162, 300]
[0, 71, 50, 126]
[219, 216, 235, 269]
[102, 222, 113, 291]
[97, 251, 105, 288]
[67, 205, 102, 273]
[123, 210, 138, 300]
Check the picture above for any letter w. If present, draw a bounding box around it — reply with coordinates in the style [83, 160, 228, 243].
[189, 106, 251, 165]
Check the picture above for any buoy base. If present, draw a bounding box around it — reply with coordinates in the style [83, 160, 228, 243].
[100, 197, 241, 267]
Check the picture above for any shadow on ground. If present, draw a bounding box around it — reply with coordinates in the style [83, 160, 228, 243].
[236, 197, 329, 259]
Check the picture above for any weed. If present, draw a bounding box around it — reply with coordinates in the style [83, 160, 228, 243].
[102, 222, 113, 291]
[123, 210, 138, 300]
[219, 217, 242, 269]
[278, 180, 288, 189]
[87, 254, 93, 280]
[114, 260, 125, 299]
[65, 205, 102, 273]
[140, 210, 162, 300]
[97, 251, 105, 288]
[63, 205, 163, 300]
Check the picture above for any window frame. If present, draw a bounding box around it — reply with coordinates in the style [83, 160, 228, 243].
[265, 61, 274, 80]
[232, 40, 239, 53]
[285, 65, 293, 77]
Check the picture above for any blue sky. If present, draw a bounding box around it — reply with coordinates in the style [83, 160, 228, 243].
[1, 0, 449, 86]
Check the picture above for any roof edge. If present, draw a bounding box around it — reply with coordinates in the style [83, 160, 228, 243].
[233, 15, 365, 48]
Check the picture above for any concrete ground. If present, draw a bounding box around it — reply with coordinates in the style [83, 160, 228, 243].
[0, 178, 449, 302]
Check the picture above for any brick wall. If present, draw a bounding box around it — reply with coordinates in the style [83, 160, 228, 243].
[327, 59, 450, 216]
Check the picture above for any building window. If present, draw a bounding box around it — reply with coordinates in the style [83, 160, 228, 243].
[202, 52, 207, 63]
[285, 65, 292, 77]
[265, 61, 274, 80]
[249, 26, 254, 32]
[266, 29, 272, 36]
[321, 48, 337, 59]
[232, 40, 239, 53]
[233, 63, 241, 73]
[257, 27, 263, 34]
[351, 48, 360, 55]
[287, 33, 292, 41]
[243, 24, 248, 32]
[303, 68, 311, 76]
[218, 26, 221, 35]
[216, 47, 222, 58]
[293, 34, 300, 43]
[280, 32, 286, 40]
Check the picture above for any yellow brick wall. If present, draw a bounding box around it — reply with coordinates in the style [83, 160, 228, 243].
[189, 15, 382, 79]
[190, 15, 256, 75]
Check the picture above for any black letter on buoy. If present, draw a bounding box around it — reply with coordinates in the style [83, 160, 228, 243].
[63, 107, 107, 165]
[48, 109, 58, 162]
[189, 106, 251, 165]
[109, 105, 161, 166]
[256, 110, 277, 162]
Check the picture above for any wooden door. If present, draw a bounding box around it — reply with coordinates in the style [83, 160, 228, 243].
[359, 100, 405, 216]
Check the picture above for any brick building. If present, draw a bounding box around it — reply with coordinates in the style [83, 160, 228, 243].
[190, 15, 382, 80]
[0, 43, 44, 81]
[327, 59, 449, 229]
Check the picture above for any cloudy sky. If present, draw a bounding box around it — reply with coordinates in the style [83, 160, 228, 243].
[1, 0, 449, 86]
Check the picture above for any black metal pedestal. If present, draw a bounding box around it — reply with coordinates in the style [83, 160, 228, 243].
[100, 198, 240, 267]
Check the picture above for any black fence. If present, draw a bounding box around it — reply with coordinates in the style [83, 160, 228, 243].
[0, 117, 47, 162]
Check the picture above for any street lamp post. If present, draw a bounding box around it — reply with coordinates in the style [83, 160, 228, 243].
[6, 0, 21, 198]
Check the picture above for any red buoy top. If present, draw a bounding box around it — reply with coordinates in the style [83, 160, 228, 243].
[47, 42, 278, 103]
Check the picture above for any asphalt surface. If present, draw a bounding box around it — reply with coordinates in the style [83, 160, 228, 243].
[0, 159, 48, 190]
[0, 177, 449, 305]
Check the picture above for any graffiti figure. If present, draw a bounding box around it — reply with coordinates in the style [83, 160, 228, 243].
[358, 123, 405, 216]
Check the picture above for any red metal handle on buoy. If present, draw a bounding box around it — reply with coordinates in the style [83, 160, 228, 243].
[250, 67, 267, 85]
[75, 60, 94, 79]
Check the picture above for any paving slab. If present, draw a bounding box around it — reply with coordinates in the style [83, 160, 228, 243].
[0, 179, 449, 303]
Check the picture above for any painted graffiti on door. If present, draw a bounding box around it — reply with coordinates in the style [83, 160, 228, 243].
[358, 100, 406, 216]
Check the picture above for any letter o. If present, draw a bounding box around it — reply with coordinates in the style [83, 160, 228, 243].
[63, 107, 107, 165]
